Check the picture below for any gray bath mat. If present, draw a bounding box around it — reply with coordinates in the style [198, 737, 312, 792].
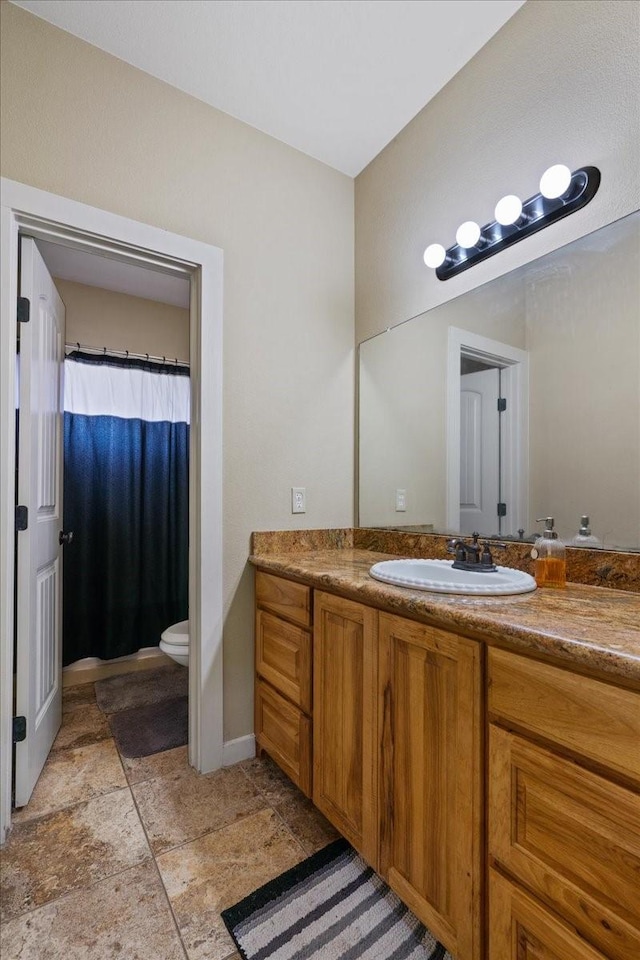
[107, 695, 189, 758]
[222, 838, 452, 960]
[95, 663, 188, 714]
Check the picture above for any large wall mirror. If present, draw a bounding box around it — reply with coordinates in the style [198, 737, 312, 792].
[359, 210, 639, 551]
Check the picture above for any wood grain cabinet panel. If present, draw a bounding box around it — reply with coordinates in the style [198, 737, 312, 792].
[489, 869, 608, 960]
[488, 646, 640, 785]
[489, 724, 640, 960]
[313, 591, 378, 868]
[378, 613, 483, 960]
[255, 570, 311, 627]
[255, 609, 312, 712]
[255, 678, 311, 796]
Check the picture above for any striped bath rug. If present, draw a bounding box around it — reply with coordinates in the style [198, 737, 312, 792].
[221, 838, 452, 960]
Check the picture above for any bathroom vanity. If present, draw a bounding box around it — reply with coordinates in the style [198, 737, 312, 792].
[251, 539, 640, 960]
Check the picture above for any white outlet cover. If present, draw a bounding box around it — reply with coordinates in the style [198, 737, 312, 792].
[292, 487, 306, 513]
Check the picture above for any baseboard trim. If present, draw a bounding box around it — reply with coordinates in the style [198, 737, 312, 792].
[222, 733, 256, 766]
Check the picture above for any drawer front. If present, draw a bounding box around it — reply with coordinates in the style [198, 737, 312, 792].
[489, 725, 640, 960]
[488, 646, 640, 785]
[256, 609, 312, 713]
[255, 679, 311, 797]
[256, 571, 311, 627]
[489, 869, 608, 960]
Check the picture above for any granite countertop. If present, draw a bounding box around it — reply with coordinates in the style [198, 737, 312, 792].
[250, 548, 640, 688]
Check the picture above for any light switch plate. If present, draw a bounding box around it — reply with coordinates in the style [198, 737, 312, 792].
[395, 488, 407, 511]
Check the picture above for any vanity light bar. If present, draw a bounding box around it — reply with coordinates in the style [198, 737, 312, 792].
[424, 165, 601, 281]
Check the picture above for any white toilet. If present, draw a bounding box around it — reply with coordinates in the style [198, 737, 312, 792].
[160, 619, 189, 667]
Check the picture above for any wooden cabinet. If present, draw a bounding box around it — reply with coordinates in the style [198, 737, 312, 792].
[254, 572, 313, 796]
[254, 566, 639, 960]
[488, 647, 640, 960]
[489, 869, 608, 960]
[378, 613, 483, 960]
[312, 591, 379, 868]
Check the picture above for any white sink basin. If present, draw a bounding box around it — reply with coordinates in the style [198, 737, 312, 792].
[369, 558, 536, 596]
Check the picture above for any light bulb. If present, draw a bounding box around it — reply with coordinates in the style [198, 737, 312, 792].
[494, 194, 523, 226]
[539, 164, 572, 200]
[423, 243, 446, 268]
[455, 221, 481, 248]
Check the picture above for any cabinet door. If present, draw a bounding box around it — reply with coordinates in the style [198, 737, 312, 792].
[489, 724, 640, 960]
[490, 869, 608, 960]
[379, 613, 482, 960]
[313, 591, 378, 868]
[255, 678, 312, 796]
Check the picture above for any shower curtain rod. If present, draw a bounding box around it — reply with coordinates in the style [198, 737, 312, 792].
[65, 342, 189, 367]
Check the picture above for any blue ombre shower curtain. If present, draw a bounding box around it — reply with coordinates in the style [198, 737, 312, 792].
[62, 352, 189, 665]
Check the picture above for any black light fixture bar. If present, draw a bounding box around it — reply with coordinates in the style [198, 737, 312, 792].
[430, 166, 601, 281]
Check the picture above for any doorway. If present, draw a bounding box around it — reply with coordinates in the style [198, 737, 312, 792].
[446, 326, 529, 537]
[1, 178, 224, 843]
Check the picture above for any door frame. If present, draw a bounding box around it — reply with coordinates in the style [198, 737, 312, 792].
[0, 177, 224, 844]
[446, 326, 529, 535]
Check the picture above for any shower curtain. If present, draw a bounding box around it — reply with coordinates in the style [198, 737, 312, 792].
[62, 351, 189, 665]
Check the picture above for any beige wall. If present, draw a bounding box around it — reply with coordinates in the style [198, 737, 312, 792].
[56, 280, 190, 360]
[1, 1, 354, 742]
[355, 0, 640, 343]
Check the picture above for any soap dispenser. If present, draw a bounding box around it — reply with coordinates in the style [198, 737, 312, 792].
[572, 515, 601, 548]
[532, 517, 566, 588]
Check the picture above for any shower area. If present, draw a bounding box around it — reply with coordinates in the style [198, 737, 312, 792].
[62, 348, 189, 665]
[53, 269, 191, 758]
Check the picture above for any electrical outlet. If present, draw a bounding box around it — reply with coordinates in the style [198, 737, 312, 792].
[395, 488, 407, 512]
[291, 487, 306, 514]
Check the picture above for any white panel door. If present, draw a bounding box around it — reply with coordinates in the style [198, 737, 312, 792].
[459, 368, 500, 535]
[14, 237, 65, 807]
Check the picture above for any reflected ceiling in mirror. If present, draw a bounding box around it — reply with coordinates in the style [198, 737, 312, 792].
[358, 211, 640, 552]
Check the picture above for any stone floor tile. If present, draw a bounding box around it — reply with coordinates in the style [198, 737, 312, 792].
[51, 703, 111, 753]
[121, 744, 189, 785]
[1, 788, 150, 921]
[62, 682, 97, 714]
[274, 792, 339, 854]
[156, 807, 305, 960]
[0, 861, 186, 960]
[239, 753, 302, 804]
[13, 739, 126, 824]
[132, 763, 268, 855]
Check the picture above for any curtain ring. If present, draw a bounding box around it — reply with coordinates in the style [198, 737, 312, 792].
[146, 353, 149, 361]
[163, 356, 166, 364]
[175, 357, 178, 366]
[103, 346, 106, 355]
[77, 342, 80, 351]
[126, 350, 129, 358]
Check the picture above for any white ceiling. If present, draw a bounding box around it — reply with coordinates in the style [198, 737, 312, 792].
[12, 0, 525, 176]
[37, 240, 191, 307]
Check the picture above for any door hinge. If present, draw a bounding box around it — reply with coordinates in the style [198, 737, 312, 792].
[12, 716, 27, 743]
[15, 505, 28, 531]
[497, 502, 507, 517]
[17, 297, 30, 323]
[497, 397, 507, 412]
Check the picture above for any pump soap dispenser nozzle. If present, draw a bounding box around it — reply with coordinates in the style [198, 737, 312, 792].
[572, 515, 601, 547]
[532, 516, 566, 588]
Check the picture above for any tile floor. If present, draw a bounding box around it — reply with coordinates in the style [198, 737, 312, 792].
[1, 680, 338, 959]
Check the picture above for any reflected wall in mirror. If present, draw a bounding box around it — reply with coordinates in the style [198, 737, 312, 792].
[359, 211, 640, 551]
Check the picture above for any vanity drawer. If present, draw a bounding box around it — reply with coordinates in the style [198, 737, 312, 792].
[489, 724, 640, 960]
[256, 609, 312, 713]
[489, 869, 608, 960]
[256, 571, 311, 627]
[488, 646, 640, 784]
[255, 678, 311, 797]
